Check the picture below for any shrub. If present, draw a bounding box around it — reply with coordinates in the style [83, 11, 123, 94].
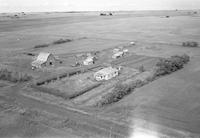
[53, 39, 72, 45]
[100, 13, 107, 16]
[0, 68, 32, 83]
[155, 54, 190, 76]
[182, 41, 198, 47]
[24, 52, 35, 56]
[99, 83, 131, 106]
[138, 65, 145, 72]
[34, 44, 49, 48]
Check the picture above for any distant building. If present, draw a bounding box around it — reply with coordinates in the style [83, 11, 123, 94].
[100, 13, 107, 16]
[113, 48, 120, 53]
[112, 51, 124, 59]
[123, 49, 129, 54]
[130, 41, 135, 45]
[100, 12, 113, 16]
[31, 52, 57, 69]
[83, 56, 95, 65]
[94, 67, 119, 81]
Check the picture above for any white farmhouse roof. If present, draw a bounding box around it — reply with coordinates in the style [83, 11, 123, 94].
[114, 51, 123, 56]
[85, 57, 93, 62]
[95, 67, 118, 76]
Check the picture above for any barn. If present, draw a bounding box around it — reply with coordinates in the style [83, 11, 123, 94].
[31, 52, 56, 69]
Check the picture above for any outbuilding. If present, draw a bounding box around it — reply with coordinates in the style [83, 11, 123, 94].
[31, 52, 56, 69]
[112, 51, 124, 59]
[83, 56, 95, 65]
[94, 67, 119, 81]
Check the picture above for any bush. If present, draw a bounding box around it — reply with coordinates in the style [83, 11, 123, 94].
[0, 68, 32, 83]
[100, 13, 107, 16]
[155, 54, 190, 76]
[182, 41, 198, 47]
[53, 39, 72, 45]
[138, 65, 145, 72]
[97, 80, 144, 106]
[99, 83, 131, 106]
[34, 44, 49, 48]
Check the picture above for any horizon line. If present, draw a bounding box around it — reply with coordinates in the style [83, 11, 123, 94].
[1, 9, 199, 14]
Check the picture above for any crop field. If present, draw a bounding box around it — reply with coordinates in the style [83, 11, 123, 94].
[1, 10, 200, 138]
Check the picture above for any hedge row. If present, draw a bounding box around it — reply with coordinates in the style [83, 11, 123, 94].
[0, 68, 32, 83]
[96, 80, 145, 107]
[34, 38, 72, 49]
[182, 41, 198, 47]
[155, 54, 190, 76]
[53, 39, 72, 45]
[34, 44, 49, 49]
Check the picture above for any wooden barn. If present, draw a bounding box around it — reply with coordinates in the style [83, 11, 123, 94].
[31, 52, 57, 69]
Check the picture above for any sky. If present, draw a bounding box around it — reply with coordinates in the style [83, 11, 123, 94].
[0, 0, 199, 13]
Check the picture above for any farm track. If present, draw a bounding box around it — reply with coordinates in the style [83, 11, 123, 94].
[2, 84, 131, 138]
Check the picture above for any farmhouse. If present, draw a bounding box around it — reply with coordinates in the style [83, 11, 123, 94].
[94, 67, 119, 81]
[31, 52, 57, 69]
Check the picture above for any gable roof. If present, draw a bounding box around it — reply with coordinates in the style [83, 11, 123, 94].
[36, 52, 51, 62]
[95, 67, 118, 76]
[32, 52, 53, 67]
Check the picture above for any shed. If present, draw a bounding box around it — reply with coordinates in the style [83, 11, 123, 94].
[130, 41, 135, 45]
[94, 67, 119, 81]
[113, 48, 120, 53]
[112, 51, 124, 59]
[83, 56, 95, 65]
[31, 52, 56, 69]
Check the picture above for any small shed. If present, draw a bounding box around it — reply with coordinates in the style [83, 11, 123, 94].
[123, 49, 128, 53]
[83, 56, 95, 65]
[113, 48, 120, 53]
[31, 52, 56, 69]
[94, 67, 119, 81]
[112, 51, 124, 59]
[130, 41, 135, 45]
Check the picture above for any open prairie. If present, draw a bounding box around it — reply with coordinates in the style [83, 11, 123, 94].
[1, 10, 200, 138]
